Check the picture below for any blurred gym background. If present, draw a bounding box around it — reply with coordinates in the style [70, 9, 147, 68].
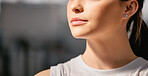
[0, 0, 148, 76]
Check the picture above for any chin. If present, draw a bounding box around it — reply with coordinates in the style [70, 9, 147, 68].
[73, 35, 85, 39]
[69, 26, 93, 39]
[71, 32, 89, 39]
[72, 33, 82, 39]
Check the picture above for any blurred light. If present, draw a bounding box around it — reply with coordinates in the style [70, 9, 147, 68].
[142, 0, 148, 23]
[1, 0, 68, 4]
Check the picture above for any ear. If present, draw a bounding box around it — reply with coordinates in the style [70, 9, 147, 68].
[123, 0, 139, 19]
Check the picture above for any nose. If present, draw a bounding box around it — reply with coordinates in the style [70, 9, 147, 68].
[71, 1, 84, 13]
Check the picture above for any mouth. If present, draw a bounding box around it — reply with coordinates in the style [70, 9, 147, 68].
[71, 17, 88, 26]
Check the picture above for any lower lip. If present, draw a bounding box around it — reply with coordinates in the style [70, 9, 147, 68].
[71, 21, 88, 26]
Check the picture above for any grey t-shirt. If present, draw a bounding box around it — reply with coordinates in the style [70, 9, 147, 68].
[50, 55, 148, 76]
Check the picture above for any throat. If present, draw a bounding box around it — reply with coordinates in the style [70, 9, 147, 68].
[81, 39, 137, 70]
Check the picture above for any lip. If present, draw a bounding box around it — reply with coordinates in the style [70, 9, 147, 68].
[71, 17, 88, 26]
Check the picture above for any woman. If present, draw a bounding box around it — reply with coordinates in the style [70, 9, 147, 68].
[35, 0, 148, 76]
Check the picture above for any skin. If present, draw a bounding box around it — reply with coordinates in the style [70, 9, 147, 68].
[35, 0, 139, 75]
[67, 0, 138, 70]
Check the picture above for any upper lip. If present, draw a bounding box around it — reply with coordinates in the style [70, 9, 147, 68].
[71, 17, 88, 23]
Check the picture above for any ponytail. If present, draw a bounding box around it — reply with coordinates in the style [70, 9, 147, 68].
[129, 19, 148, 60]
[124, 0, 148, 59]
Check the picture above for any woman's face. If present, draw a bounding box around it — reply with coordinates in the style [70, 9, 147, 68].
[67, 0, 124, 39]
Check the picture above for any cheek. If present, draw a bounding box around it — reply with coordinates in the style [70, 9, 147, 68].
[86, 3, 122, 33]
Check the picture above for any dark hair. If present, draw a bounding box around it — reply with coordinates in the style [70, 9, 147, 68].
[121, 0, 148, 60]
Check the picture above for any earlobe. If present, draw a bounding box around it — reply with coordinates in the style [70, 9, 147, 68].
[125, 14, 128, 18]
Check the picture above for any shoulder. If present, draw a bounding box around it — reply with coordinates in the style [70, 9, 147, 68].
[34, 60, 73, 76]
[140, 61, 148, 76]
[34, 55, 80, 76]
[35, 69, 50, 76]
[138, 58, 148, 76]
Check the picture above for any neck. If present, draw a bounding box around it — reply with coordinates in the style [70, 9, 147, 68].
[82, 32, 137, 70]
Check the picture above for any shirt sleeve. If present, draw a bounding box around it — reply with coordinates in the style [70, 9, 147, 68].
[50, 64, 64, 76]
[139, 62, 148, 76]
